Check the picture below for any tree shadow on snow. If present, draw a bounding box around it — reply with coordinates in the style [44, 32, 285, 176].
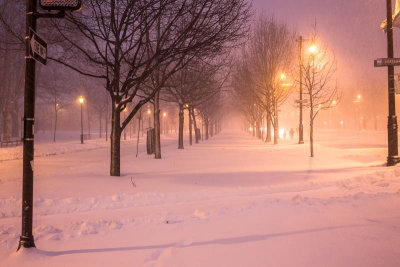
[40, 223, 369, 257]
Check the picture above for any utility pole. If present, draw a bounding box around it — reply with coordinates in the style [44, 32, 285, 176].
[298, 36, 304, 144]
[18, 0, 37, 250]
[386, 0, 400, 166]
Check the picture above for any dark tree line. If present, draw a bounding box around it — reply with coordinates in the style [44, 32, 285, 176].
[0, 0, 251, 175]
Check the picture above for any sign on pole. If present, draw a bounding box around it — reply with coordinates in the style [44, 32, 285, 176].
[29, 28, 47, 65]
[295, 99, 309, 104]
[40, 0, 82, 11]
[374, 58, 400, 67]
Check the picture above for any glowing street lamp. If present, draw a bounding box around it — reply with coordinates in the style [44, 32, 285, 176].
[308, 44, 317, 55]
[162, 112, 167, 134]
[297, 37, 317, 144]
[78, 96, 84, 144]
[353, 94, 362, 130]
[147, 108, 152, 128]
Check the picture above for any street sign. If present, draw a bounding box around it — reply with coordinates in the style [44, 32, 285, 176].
[295, 99, 309, 104]
[40, 0, 82, 11]
[29, 28, 47, 65]
[374, 58, 400, 67]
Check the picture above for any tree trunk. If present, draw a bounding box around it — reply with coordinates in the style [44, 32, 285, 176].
[2, 105, 11, 141]
[154, 91, 161, 159]
[99, 110, 103, 138]
[273, 99, 279, 145]
[178, 104, 184, 149]
[210, 121, 214, 137]
[256, 121, 261, 139]
[189, 107, 193, 145]
[310, 106, 314, 157]
[273, 117, 279, 145]
[191, 108, 199, 143]
[105, 113, 108, 141]
[136, 110, 142, 157]
[11, 108, 19, 138]
[266, 116, 271, 142]
[53, 107, 57, 143]
[205, 116, 209, 140]
[110, 105, 121, 176]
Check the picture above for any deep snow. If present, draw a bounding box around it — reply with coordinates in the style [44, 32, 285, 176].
[1, 129, 400, 266]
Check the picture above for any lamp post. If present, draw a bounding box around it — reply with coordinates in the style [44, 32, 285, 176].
[353, 94, 361, 130]
[147, 108, 152, 129]
[163, 112, 167, 134]
[298, 36, 316, 144]
[79, 96, 84, 144]
[386, 0, 400, 166]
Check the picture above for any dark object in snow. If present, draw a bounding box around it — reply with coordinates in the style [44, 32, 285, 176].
[130, 177, 136, 188]
[147, 128, 155, 155]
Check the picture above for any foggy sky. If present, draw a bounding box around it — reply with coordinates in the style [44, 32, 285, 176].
[252, 0, 393, 116]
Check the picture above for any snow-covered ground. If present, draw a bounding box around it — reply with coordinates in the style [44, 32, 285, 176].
[1, 129, 400, 267]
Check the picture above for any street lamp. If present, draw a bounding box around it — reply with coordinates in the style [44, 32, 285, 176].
[353, 94, 361, 130]
[298, 37, 317, 144]
[147, 108, 151, 128]
[163, 112, 167, 134]
[78, 96, 84, 144]
[308, 44, 317, 55]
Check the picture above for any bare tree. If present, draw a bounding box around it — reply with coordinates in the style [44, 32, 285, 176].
[248, 16, 296, 144]
[48, 0, 250, 176]
[231, 17, 297, 144]
[0, 1, 25, 141]
[301, 30, 339, 157]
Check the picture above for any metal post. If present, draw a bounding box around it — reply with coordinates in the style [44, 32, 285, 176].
[18, 0, 37, 250]
[298, 36, 304, 144]
[386, 0, 400, 166]
[80, 102, 84, 144]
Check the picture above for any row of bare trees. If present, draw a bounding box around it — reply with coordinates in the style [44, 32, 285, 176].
[0, 0, 251, 175]
[0, 1, 24, 141]
[232, 16, 339, 157]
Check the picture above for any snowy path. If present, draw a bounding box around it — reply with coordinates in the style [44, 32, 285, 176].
[1, 129, 400, 266]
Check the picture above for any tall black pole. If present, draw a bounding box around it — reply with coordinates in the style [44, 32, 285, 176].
[298, 36, 304, 144]
[18, 0, 37, 250]
[386, 0, 400, 166]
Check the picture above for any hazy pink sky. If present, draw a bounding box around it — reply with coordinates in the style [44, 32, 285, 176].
[252, 0, 395, 112]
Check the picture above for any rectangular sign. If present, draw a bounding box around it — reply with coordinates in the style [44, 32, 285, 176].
[40, 0, 82, 11]
[374, 58, 400, 67]
[29, 28, 47, 65]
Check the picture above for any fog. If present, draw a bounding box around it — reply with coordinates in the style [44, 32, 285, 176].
[249, 0, 392, 132]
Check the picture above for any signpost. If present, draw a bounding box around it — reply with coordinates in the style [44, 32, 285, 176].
[18, 0, 82, 251]
[40, 0, 82, 11]
[374, 57, 400, 67]
[29, 28, 47, 65]
[373, 0, 400, 167]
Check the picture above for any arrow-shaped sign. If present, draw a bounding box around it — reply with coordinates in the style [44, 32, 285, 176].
[29, 28, 47, 65]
